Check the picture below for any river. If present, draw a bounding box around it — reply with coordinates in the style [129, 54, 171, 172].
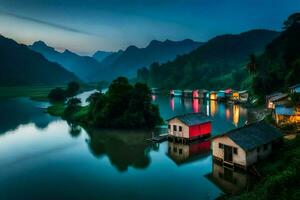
[0, 91, 254, 200]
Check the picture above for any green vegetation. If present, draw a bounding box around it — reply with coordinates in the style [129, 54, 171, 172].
[137, 30, 279, 90]
[47, 77, 162, 129]
[221, 136, 300, 200]
[252, 13, 300, 98]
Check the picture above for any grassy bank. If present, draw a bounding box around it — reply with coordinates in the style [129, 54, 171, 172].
[221, 136, 300, 200]
[0, 84, 97, 101]
[47, 103, 89, 122]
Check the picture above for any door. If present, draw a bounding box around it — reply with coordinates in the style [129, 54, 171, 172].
[224, 145, 233, 163]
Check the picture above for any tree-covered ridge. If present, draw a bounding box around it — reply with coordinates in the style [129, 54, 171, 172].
[0, 35, 79, 86]
[252, 14, 300, 97]
[138, 30, 279, 90]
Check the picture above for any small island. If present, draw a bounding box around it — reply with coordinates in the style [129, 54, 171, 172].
[47, 77, 163, 129]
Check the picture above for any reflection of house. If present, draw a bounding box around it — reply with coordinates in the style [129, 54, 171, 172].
[167, 140, 211, 165]
[168, 113, 211, 142]
[266, 92, 289, 109]
[289, 84, 300, 94]
[206, 162, 252, 195]
[273, 105, 300, 125]
[212, 122, 283, 169]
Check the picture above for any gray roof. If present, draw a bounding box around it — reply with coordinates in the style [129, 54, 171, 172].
[269, 93, 288, 102]
[221, 122, 283, 151]
[167, 113, 211, 126]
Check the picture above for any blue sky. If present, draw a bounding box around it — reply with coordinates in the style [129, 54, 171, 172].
[0, 0, 299, 55]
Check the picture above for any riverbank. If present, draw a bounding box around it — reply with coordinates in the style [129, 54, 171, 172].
[219, 135, 300, 200]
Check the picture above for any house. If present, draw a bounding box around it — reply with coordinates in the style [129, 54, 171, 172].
[266, 93, 289, 109]
[209, 91, 218, 100]
[225, 88, 232, 99]
[217, 90, 226, 101]
[192, 90, 199, 99]
[273, 105, 300, 125]
[211, 121, 283, 169]
[199, 89, 208, 99]
[167, 140, 210, 166]
[170, 89, 183, 97]
[167, 113, 212, 142]
[231, 91, 239, 101]
[183, 89, 193, 98]
[238, 90, 249, 103]
[289, 84, 300, 94]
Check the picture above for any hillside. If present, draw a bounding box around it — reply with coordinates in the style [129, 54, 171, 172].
[252, 20, 300, 97]
[99, 39, 203, 80]
[139, 29, 279, 90]
[0, 35, 79, 86]
[29, 41, 105, 82]
[92, 50, 114, 62]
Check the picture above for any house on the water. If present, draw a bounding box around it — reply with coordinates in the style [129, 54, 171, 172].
[217, 90, 226, 101]
[231, 90, 249, 103]
[289, 84, 300, 94]
[266, 92, 289, 109]
[167, 140, 211, 166]
[170, 89, 183, 97]
[209, 91, 218, 100]
[273, 105, 300, 125]
[211, 121, 283, 169]
[167, 113, 212, 143]
[183, 89, 193, 98]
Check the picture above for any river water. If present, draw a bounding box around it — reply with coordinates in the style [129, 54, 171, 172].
[0, 91, 253, 200]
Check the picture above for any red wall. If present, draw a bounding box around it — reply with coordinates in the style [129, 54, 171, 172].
[189, 122, 211, 138]
[189, 140, 211, 155]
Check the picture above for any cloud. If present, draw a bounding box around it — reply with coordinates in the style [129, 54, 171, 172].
[0, 9, 98, 36]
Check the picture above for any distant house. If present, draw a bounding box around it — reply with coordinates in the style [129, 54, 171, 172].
[231, 90, 249, 103]
[289, 84, 300, 94]
[209, 91, 217, 100]
[192, 90, 199, 99]
[183, 89, 193, 98]
[170, 90, 183, 97]
[167, 140, 211, 166]
[211, 122, 283, 169]
[198, 89, 208, 99]
[167, 113, 212, 142]
[232, 91, 239, 101]
[266, 93, 289, 109]
[217, 91, 226, 101]
[225, 88, 232, 99]
[273, 105, 300, 125]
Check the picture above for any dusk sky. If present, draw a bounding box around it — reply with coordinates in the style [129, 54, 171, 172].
[0, 0, 299, 55]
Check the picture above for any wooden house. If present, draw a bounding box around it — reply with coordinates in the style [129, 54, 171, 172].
[273, 105, 300, 125]
[167, 140, 211, 166]
[167, 113, 212, 142]
[266, 93, 289, 109]
[232, 91, 239, 101]
[238, 90, 249, 103]
[211, 121, 283, 169]
[209, 91, 218, 100]
[217, 90, 226, 101]
[225, 88, 232, 99]
[289, 84, 300, 94]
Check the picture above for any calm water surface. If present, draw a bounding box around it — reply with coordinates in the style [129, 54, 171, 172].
[0, 92, 253, 200]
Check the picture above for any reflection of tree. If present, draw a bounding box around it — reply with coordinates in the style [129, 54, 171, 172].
[85, 128, 153, 172]
[67, 122, 82, 138]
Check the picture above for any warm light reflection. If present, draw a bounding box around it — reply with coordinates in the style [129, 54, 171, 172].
[233, 104, 240, 127]
[226, 107, 231, 120]
[193, 99, 199, 113]
[210, 100, 217, 116]
[170, 98, 175, 111]
[151, 95, 156, 101]
[193, 90, 199, 98]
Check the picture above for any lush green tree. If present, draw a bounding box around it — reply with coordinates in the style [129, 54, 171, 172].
[65, 81, 80, 97]
[246, 54, 258, 74]
[64, 98, 81, 117]
[283, 13, 300, 29]
[48, 87, 66, 102]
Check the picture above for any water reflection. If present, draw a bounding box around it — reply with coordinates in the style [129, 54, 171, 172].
[68, 122, 82, 138]
[206, 162, 256, 195]
[233, 104, 240, 127]
[167, 140, 211, 166]
[85, 128, 153, 172]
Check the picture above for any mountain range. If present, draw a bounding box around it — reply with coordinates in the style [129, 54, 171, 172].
[139, 29, 280, 90]
[0, 35, 78, 86]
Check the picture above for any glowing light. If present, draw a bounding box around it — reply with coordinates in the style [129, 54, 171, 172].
[193, 99, 199, 113]
[226, 108, 231, 120]
[170, 98, 175, 111]
[210, 100, 217, 116]
[233, 104, 240, 127]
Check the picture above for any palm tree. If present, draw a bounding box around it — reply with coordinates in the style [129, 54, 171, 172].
[246, 54, 258, 74]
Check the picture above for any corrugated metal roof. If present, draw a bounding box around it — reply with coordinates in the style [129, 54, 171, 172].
[167, 113, 211, 126]
[269, 93, 289, 102]
[220, 122, 283, 151]
[275, 105, 295, 115]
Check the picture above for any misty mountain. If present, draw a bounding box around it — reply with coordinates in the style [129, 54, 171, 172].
[29, 41, 105, 82]
[139, 29, 280, 89]
[92, 51, 114, 62]
[0, 35, 79, 86]
[98, 39, 203, 80]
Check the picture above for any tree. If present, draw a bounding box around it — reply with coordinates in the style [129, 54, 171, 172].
[64, 98, 82, 118]
[48, 87, 66, 102]
[66, 81, 80, 97]
[246, 54, 258, 74]
[283, 13, 300, 29]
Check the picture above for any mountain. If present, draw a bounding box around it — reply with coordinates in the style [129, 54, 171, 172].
[252, 20, 300, 96]
[139, 29, 280, 90]
[0, 35, 79, 86]
[98, 39, 203, 80]
[92, 51, 114, 62]
[29, 41, 105, 82]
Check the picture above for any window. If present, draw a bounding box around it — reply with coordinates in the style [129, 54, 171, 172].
[179, 149, 183, 154]
[219, 143, 224, 149]
[233, 147, 238, 155]
[179, 126, 182, 132]
[168, 125, 171, 129]
[173, 125, 177, 131]
[263, 144, 268, 151]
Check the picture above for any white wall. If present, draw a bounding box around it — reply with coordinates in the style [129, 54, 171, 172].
[168, 118, 189, 138]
